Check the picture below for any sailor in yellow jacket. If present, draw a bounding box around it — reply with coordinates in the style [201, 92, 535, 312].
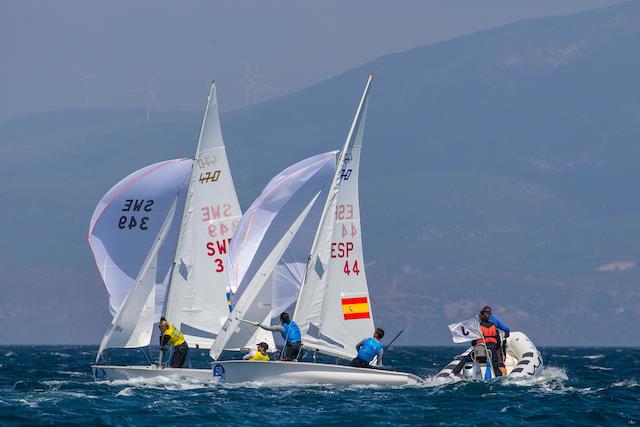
[242, 342, 270, 361]
[159, 317, 189, 368]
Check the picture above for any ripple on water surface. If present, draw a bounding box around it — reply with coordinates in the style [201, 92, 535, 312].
[0, 346, 638, 425]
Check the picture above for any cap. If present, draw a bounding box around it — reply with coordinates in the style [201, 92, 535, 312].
[257, 342, 269, 350]
[481, 305, 492, 313]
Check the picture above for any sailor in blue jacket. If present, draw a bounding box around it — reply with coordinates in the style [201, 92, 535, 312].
[481, 305, 510, 375]
[257, 312, 302, 361]
[350, 328, 385, 368]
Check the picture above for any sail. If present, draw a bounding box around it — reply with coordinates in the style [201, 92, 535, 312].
[88, 159, 192, 315]
[96, 197, 179, 362]
[294, 75, 374, 360]
[210, 191, 323, 361]
[163, 82, 247, 348]
[227, 151, 337, 313]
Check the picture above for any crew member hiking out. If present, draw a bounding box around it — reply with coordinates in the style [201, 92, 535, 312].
[158, 317, 189, 368]
[243, 342, 270, 361]
[350, 328, 384, 368]
[256, 312, 302, 361]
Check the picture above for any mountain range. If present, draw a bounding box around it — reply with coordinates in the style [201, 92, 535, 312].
[2, 1, 640, 345]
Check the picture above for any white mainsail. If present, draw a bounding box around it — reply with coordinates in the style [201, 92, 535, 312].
[89, 159, 192, 315]
[210, 190, 323, 360]
[96, 196, 179, 362]
[294, 74, 374, 360]
[163, 82, 272, 349]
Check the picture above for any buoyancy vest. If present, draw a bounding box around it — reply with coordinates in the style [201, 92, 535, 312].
[281, 321, 301, 344]
[163, 324, 186, 347]
[476, 321, 498, 345]
[357, 338, 383, 363]
[248, 351, 270, 361]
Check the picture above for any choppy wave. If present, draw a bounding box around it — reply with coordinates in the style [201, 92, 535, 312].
[1, 346, 638, 426]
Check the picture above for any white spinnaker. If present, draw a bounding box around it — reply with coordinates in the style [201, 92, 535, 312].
[96, 196, 179, 362]
[227, 152, 337, 313]
[210, 191, 322, 361]
[163, 82, 271, 349]
[88, 159, 192, 315]
[294, 75, 374, 360]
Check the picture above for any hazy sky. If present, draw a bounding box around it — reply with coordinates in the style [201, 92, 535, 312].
[1, 0, 624, 122]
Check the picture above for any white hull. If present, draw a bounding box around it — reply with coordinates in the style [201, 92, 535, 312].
[436, 331, 543, 381]
[92, 361, 422, 386]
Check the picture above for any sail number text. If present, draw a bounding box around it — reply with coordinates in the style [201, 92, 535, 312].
[206, 238, 232, 273]
[118, 199, 153, 231]
[331, 241, 360, 276]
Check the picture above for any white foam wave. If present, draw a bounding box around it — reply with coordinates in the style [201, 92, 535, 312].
[502, 366, 568, 388]
[585, 365, 614, 371]
[581, 354, 605, 360]
[56, 371, 88, 378]
[104, 375, 216, 391]
[50, 352, 71, 358]
[4, 352, 16, 357]
[612, 379, 638, 388]
[116, 387, 135, 397]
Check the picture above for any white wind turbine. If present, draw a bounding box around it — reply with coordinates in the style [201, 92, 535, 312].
[145, 75, 159, 123]
[77, 70, 102, 109]
[234, 66, 273, 106]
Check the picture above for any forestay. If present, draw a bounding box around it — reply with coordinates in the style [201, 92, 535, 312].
[96, 196, 179, 362]
[294, 75, 374, 360]
[163, 83, 270, 349]
[89, 159, 192, 316]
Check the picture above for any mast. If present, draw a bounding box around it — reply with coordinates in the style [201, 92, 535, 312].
[293, 74, 373, 322]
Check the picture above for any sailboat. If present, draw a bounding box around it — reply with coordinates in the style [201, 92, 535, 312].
[90, 82, 273, 381]
[207, 74, 422, 386]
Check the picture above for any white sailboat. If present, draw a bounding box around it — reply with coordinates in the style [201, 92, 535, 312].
[90, 82, 273, 381]
[208, 74, 422, 386]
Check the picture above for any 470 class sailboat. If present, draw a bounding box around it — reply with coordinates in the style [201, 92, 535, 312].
[207, 74, 422, 386]
[90, 83, 273, 381]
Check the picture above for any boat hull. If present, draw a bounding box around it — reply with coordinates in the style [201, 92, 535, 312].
[436, 331, 543, 382]
[92, 361, 422, 386]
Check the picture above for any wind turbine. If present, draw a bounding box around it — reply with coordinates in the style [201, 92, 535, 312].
[145, 75, 159, 123]
[234, 65, 273, 106]
[77, 70, 102, 109]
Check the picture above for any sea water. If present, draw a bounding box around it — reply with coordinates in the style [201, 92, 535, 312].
[0, 346, 638, 425]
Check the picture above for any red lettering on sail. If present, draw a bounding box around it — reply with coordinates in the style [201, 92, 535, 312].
[206, 238, 232, 256]
[330, 242, 354, 258]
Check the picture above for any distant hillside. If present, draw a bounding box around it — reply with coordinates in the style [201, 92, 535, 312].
[2, 1, 640, 345]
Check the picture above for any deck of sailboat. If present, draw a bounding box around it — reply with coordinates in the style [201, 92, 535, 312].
[92, 360, 423, 386]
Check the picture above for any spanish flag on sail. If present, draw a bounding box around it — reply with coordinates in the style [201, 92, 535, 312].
[341, 296, 370, 320]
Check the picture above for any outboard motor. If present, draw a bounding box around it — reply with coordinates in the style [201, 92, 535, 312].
[462, 363, 477, 379]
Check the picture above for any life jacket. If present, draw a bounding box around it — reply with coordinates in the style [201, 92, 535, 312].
[248, 351, 270, 361]
[475, 321, 498, 345]
[357, 337, 383, 363]
[281, 321, 301, 344]
[163, 323, 186, 347]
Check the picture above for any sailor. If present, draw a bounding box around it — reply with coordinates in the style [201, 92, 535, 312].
[451, 307, 505, 377]
[481, 305, 510, 375]
[256, 312, 302, 361]
[158, 317, 189, 368]
[243, 342, 270, 361]
[350, 328, 384, 368]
